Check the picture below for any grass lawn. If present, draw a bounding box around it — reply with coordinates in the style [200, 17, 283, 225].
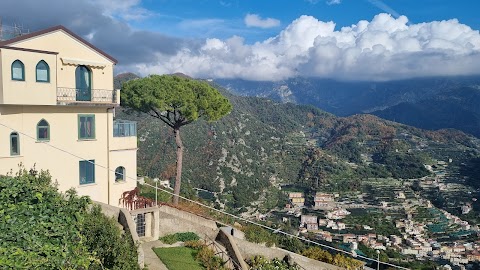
[153, 247, 204, 270]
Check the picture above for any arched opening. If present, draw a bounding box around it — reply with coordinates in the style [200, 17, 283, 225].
[37, 119, 50, 141]
[115, 166, 126, 182]
[36, 60, 50, 82]
[11, 60, 25, 81]
[75, 65, 91, 101]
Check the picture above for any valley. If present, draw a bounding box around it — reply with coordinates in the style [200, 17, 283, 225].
[117, 74, 480, 269]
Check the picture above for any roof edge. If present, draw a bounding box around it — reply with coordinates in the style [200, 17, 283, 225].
[0, 45, 58, 55]
[0, 25, 118, 64]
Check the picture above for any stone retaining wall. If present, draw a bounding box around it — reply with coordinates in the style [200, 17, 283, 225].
[95, 200, 341, 270]
[234, 238, 342, 270]
[156, 204, 218, 239]
[216, 228, 250, 270]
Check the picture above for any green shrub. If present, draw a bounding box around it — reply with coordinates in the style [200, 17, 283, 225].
[278, 237, 305, 253]
[184, 240, 204, 250]
[247, 255, 300, 270]
[176, 232, 200, 242]
[0, 169, 139, 269]
[196, 246, 228, 270]
[82, 205, 139, 270]
[160, 232, 200, 244]
[160, 234, 179, 244]
[302, 247, 363, 270]
[243, 225, 277, 247]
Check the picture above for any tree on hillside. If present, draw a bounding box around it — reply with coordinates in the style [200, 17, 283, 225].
[121, 75, 232, 205]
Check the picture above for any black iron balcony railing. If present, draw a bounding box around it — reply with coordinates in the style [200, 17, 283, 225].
[57, 87, 117, 104]
[113, 120, 137, 137]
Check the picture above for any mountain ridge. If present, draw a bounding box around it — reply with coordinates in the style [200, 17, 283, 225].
[215, 76, 480, 137]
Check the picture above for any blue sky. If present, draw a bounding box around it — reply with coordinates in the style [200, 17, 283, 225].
[1, 0, 480, 81]
[132, 0, 480, 43]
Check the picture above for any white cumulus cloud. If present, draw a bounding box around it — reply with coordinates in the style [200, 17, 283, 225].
[244, 13, 280, 29]
[136, 13, 480, 81]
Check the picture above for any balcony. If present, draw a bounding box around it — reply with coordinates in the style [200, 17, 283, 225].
[111, 120, 137, 151]
[113, 120, 137, 137]
[57, 87, 119, 105]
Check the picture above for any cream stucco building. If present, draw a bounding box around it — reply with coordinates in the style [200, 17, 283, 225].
[0, 25, 137, 206]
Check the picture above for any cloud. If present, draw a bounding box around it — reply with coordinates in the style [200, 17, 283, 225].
[2, 1, 480, 82]
[178, 19, 226, 30]
[0, 0, 183, 66]
[244, 14, 280, 29]
[142, 14, 480, 81]
[367, 0, 401, 18]
[90, 0, 153, 21]
[219, 0, 238, 7]
[326, 0, 342, 5]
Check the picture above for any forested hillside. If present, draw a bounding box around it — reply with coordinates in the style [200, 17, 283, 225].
[116, 74, 480, 211]
[372, 87, 480, 137]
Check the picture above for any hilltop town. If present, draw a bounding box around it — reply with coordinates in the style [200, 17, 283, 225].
[273, 158, 480, 268]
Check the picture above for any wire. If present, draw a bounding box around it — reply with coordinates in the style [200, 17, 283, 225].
[0, 121, 409, 269]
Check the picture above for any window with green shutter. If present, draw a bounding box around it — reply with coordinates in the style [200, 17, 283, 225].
[78, 115, 95, 139]
[79, 160, 95, 185]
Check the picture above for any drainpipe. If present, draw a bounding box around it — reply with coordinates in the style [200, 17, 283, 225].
[107, 107, 112, 205]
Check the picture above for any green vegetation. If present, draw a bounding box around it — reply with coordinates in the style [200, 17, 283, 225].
[0, 169, 139, 269]
[461, 157, 480, 189]
[153, 247, 204, 270]
[412, 206, 436, 222]
[194, 244, 229, 270]
[343, 212, 401, 236]
[260, 187, 289, 212]
[159, 232, 200, 244]
[137, 177, 173, 203]
[242, 225, 364, 269]
[121, 74, 232, 205]
[301, 247, 363, 270]
[114, 74, 480, 269]
[247, 256, 300, 270]
[155, 239, 231, 270]
[358, 244, 438, 270]
[358, 244, 390, 265]
[243, 224, 278, 247]
[185, 240, 229, 270]
[116, 74, 480, 210]
[372, 151, 430, 179]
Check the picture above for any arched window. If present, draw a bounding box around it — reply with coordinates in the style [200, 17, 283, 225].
[11, 60, 25, 81]
[36, 60, 50, 82]
[115, 166, 125, 182]
[37, 119, 50, 141]
[10, 132, 20, 156]
[75, 65, 91, 101]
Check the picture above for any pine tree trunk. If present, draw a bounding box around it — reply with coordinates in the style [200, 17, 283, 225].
[173, 127, 183, 205]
